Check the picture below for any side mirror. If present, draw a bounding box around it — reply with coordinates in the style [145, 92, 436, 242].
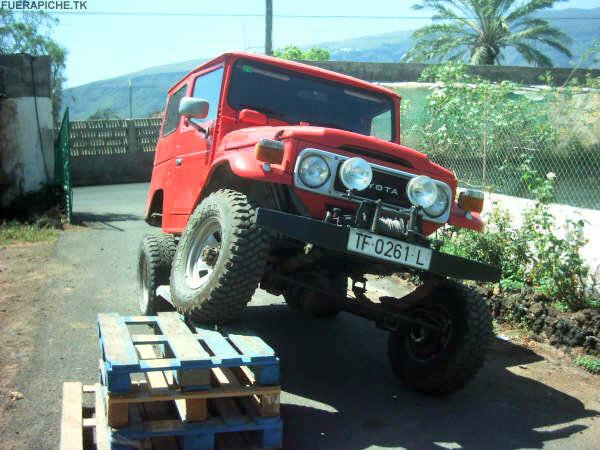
[239, 108, 268, 126]
[179, 96, 209, 119]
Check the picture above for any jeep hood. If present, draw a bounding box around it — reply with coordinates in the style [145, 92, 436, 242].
[220, 125, 454, 180]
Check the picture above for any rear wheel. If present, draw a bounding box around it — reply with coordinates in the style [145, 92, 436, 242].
[170, 190, 267, 323]
[387, 280, 492, 395]
[137, 234, 175, 315]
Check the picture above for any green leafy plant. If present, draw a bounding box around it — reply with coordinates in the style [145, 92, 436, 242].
[273, 45, 330, 61]
[401, 63, 600, 208]
[441, 160, 598, 311]
[574, 356, 600, 375]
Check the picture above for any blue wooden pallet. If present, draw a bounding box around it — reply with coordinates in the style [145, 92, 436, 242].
[107, 408, 282, 450]
[97, 312, 280, 393]
[90, 381, 282, 450]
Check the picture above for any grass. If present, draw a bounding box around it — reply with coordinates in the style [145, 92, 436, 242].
[0, 221, 58, 245]
[574, 356, 600, 375]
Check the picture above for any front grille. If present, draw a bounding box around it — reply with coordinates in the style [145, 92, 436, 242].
[334, 168, 412, 208]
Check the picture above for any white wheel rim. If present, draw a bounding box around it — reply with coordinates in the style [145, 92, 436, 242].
[185, 218, 222, 290]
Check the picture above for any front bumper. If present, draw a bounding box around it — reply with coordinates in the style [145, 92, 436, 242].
[255, 208, 501, 282]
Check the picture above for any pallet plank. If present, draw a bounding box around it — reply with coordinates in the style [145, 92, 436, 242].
[174, 396, 208, 422]
[228, 335, 275, 360]
[60, 382, 83, 450]
[131, 334, 168, 345]
[231, 366, 256, 386]
[98, 313, 139, 368]
[108, 384, 280, 403]
[94, 383, 110, 450]
[157, 312, 210, 364]
[137, 345, 171, 394]
[212, 398, 246, 426]
[196, 328, 243, 364]
[122, 315, 158, 324]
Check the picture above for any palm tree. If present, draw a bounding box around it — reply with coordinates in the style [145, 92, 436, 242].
[403, 0, 572, 67]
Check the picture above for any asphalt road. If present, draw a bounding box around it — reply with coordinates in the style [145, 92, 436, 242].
[4, 183, 600, 450]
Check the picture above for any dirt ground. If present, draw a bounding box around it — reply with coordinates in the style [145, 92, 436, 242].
[0, 242, 59, 426]
[0, 183, 599, 450]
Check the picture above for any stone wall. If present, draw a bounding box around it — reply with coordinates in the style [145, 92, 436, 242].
[485, 289, 600, 356]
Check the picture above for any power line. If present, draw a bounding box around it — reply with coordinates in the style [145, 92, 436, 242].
[12, 10, 600, 20]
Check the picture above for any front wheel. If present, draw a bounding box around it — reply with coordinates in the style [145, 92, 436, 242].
[387, 280, 493, 395]
[170, 190, 268, 324]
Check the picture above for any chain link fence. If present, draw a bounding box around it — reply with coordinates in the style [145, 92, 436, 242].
[395, 83, 600, 210]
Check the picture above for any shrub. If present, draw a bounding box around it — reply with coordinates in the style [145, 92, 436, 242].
[574, 356, 600, 375]
[441, 160, 599, 311]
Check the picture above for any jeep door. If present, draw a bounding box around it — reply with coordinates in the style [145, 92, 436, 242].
[170, 66, 224, 215]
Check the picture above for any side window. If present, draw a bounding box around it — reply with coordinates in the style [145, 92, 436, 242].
[191, 67, 224, 123]
[370, 110, 392, 141]
[162, 85, 187, 136]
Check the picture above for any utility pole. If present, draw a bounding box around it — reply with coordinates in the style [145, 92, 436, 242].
[265, 0, 273, 55]
[128, 79, 133, 119]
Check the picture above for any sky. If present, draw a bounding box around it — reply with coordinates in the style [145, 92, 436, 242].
[19, 0, 600, 87]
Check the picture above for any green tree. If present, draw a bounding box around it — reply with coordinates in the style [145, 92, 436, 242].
[0, 10, 67, 123]
[274, 45, 330, 61]
[87, 107, 118, 120]
[403, 0, 572, 67]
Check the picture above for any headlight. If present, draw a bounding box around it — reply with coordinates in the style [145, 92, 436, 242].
[298, 155, 330, 188]
[406, 175, 438, 208]
[339, 157, 373, 191]
[424, 185, 449, 217]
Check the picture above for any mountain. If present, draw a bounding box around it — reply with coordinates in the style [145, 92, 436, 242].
[320, 7, 600, 66]
[63, 7, 600, 120]
[62, 58, 206, 121]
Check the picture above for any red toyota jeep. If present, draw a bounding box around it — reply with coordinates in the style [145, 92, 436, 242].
[138, 52, 500, 394]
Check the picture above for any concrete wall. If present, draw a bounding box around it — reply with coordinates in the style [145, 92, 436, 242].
[305, 61, 600, 86]
[0, 54, 54, 206]
[485, 192, 600, 271]
[69, 118, 160, 186]
[71, 151, 155, 186]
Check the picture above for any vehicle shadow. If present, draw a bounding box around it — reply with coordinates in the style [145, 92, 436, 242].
[71, 212, 143, 231]
[223, 303, 598, 450]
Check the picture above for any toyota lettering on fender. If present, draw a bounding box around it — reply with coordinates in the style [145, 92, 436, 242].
[138, 51, 500, 397]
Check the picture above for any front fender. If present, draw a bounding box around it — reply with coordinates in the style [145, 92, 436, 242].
[211, 148, 292, 184]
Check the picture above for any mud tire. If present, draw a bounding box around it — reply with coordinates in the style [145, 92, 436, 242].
[170, 190, 267, 324]
[137, 234, 175, 315]
[388, 280, 493, 395]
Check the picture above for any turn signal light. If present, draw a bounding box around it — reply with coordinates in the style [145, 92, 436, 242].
[458, 189, 484, 213]
[255, 139, 284, 164]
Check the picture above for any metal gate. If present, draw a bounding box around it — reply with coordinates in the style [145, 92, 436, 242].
[54, 108, 72, 222]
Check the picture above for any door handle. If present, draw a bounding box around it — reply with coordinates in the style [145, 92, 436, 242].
[176, 157, 183, 167]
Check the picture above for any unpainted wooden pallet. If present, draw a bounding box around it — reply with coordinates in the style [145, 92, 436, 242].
[60, 382, 280, 450]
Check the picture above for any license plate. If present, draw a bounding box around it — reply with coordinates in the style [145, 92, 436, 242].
[346, 228, 432, 270]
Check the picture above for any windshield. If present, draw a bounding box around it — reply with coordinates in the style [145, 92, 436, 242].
[228, 59, 396, 142]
